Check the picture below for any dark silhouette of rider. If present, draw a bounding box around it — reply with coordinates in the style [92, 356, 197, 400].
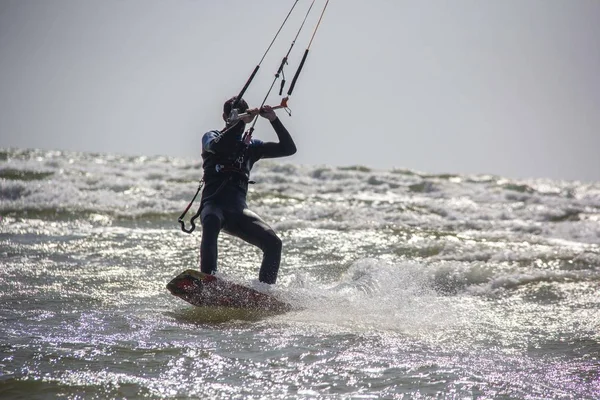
[199, 97, 297, 284]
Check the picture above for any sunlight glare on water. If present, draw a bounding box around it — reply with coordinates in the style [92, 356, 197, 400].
[1, 149, 599, 398]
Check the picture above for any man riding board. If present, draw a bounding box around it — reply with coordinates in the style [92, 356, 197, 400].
[199, 97, 297, 284]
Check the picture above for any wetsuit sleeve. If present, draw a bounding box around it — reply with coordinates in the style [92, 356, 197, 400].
[202, 122, 244, 154]
[256, 118, 297, 159]
[202, 131, 219, 154]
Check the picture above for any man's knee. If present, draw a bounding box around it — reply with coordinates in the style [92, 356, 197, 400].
[202, 213, 221, 232]
[265, 230, 282, 253]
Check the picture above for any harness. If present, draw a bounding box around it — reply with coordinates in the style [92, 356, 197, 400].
[177, 134, 254, 234]
[205, 131, 253, 182]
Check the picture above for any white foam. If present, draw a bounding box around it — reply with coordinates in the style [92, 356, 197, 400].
[271, 259, 465, 337]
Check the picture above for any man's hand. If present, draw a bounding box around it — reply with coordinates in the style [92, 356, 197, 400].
[259, 105, 277, 122]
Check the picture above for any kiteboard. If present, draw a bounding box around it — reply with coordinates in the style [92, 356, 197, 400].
[166, 269, 291, 312]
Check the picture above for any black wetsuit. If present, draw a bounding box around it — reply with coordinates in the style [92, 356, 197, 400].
[199, 118, 296, 284]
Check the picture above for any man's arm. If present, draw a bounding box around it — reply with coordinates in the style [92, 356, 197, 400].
[258, 105, 297, 158]
[260, 117, 297, 159]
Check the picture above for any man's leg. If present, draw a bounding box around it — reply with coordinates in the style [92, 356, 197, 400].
[224, 208, 282, 284]
[200, 204, 224, 275]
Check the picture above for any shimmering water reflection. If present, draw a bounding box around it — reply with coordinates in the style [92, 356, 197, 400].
[2, 149, 599, 398]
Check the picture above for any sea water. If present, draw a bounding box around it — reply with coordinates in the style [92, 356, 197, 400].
[1, 148, 599, 399]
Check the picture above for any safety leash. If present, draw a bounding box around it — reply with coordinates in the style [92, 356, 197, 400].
[177, 180, 204, 233]
[179, 177, 235, 234]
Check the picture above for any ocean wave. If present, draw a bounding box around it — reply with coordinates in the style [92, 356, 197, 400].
[2, 148, 600, 244]
[432, 257, 600, 296]
[468, 269, 600, 294]
[0, 168, 54, 181]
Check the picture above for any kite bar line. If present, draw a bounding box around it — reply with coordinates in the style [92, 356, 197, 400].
[231, 0, 300, 111]
[278, 0, 317, 96]
[243, 0, 329, 143]
[287, 0, 330, 96]
[245, 0, 317, 131]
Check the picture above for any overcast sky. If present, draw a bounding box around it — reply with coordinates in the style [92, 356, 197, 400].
[1, 0, 599, 182]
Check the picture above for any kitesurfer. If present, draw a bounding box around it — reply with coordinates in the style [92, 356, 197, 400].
[198, 97, 297, 284]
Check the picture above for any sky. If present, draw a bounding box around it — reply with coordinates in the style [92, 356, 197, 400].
[1, 0, 599, 182]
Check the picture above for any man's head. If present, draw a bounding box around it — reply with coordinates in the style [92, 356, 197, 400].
[223, 96, 249, 122]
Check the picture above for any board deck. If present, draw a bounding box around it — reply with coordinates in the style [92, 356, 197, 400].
[166, 269, 291, 312]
